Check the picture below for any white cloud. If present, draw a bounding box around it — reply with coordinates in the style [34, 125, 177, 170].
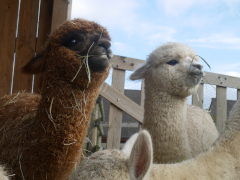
[187, 33, 240, 44]
[156, 0, 195, 15]
[136, 23, 177, 46]
[186, 33, 240, 49]
[156, 0, 240, 16]
[226, 71, 240, 77]
[112, 42, 133, 55]
[223, 0, 240, 16]
[71, 0, 140, 29]
[156, 0, 218, 15]
[212, 63, 240, 78]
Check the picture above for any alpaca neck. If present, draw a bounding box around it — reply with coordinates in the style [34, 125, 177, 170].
[143, 83, 191, 163]
[29, 74, 101, 179]
[37, 79, 98, 136]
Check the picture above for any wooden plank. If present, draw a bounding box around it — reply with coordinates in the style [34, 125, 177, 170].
[0, 0, 19, 96]
[12, 0, 39, 93]
[138, 80, 145, 131]
[106, 69, 125, 149]
[100, 82, 144, 123]
[203, 72, 240, 89]
[89, 103, 99, 150]
[216, 86, 227, 133]
[102, 122, 139, 128]
[51, 0, 72, 32]
[238, 89, 240, 100]
[192, 83, 204, 108]
[112, 55, 145, 71]
[33, 0, 54, 93]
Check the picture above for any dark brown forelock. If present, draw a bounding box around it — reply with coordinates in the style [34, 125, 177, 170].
[47, 19, 111, 48]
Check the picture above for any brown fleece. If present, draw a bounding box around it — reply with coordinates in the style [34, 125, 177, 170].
[0, 19, 111, 180]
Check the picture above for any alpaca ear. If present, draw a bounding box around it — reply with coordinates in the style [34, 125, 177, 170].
[21, 52, 47, 74]
[128, 130, 153, 180]
[130, 63, 149, 80]
[122, 133, 139, 157]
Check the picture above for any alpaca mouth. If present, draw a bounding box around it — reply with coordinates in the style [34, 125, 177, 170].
[92, 45, 113, 60]
[88, 46, 112, 72]
[188, 70, 205, 77]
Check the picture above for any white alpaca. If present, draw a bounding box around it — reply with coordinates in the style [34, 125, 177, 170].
[0, 166, 9, 180]
[130, 42, 218, 163]
[70, 98, 240, 180]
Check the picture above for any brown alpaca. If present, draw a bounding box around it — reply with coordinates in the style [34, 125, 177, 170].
[0, 19, 112, 180]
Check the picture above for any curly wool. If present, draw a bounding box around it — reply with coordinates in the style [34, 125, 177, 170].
[70, 99, 240, 180]
[70, 150, 129, 180]
[0, 19, 111, 180]
[130, 42, 219, 163]
[0, 166, 9, 180]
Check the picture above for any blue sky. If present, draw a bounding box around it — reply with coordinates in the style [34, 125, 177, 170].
[71, 0, 240, 77]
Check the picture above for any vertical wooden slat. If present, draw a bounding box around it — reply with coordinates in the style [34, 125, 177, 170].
[138, 80, 145, 131]
[12, 0, 40, 93]
[192, 83, 204, 108]
[237, 89, 240, 100]
[33, 0, 54, 93]
[216, 86, 227, 133]
[51, 0, 72, 32]
[89, 103, 99, 150]
[0, 0, 19, 97]
[107, 69, 125, 149]
[97, 132, 102, 147]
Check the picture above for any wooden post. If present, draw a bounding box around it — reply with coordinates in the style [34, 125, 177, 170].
[192, 83, 204, 108]
[12, 0, 39, 93]
[33, 0, 54, 93]
[106, 69, 125, 149]
[0, 0, 19, 97]
[238, 89, 240, 100]
[216, 86, 227, 133]
[89, 103, 99, 150]
[34, 0, 71, 92]
[51, 0, 72, 32]
[138, 80, 145, 131]
[97, 131, 102, 147]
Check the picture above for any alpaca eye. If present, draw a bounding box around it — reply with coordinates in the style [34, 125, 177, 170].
[167, 60, 178, 66]
[68, 39, 78, 46]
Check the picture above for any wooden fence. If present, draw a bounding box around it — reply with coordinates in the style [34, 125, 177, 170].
[1, 0, 240, 151]
[101, 55, 240, 149]
[0, 0, 72, 97]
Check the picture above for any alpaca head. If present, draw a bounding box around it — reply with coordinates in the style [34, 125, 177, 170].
[70, 130, 153, 180]
[22, 19, 112, 89]
[130, 43, 204, 97]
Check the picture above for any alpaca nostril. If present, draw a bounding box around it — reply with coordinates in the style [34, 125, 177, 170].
[90, 34, 111, 50]
[90, 34, 101, 42]
[97, 39, 111, 51]
[193, 64, 203, 70]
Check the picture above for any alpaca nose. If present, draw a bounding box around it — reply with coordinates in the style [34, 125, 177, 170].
[90, 34, 111, 50]
[192, 64, 203, 71]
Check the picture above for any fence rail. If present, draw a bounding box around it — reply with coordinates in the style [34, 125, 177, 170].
[99, 55, 240, 148]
